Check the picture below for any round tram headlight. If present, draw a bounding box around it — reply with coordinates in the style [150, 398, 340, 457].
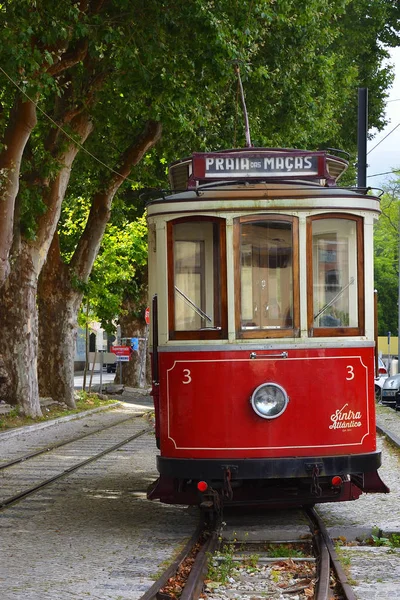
[250, 383, 289, 419]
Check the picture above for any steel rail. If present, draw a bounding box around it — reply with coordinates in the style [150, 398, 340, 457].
[180, 531, 219, 600]
[0, 413, 142, 470]
[313, 526, 331, 600]
[137, 523, 204, 600]
[0, 427, 152, 510]
[306, 506, 357, 600]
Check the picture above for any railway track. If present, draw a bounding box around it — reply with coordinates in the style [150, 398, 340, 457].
[140, 507, 357, 600]
[0, 416, 152, 510]
[307, 507, 356, 600]
[0, 413, 142, 470]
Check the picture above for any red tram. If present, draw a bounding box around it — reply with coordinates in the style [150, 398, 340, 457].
[146, 147, 389, 507]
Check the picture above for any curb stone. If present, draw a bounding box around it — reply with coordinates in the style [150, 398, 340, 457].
[376, 423, 400, 450]
[0, 402, 123, 441]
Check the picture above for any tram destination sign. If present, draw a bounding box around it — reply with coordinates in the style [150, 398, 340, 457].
[192, 151, 323, 181]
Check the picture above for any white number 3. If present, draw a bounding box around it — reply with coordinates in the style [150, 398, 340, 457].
[346, 365, 354, 381]
[182, 369, 192, 384]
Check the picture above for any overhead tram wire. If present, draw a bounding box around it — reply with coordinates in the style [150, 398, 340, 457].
[365, 108, 400, 180]
[367, 121, 400, 155]
[368, 169, 400, 179]
[0, 65, 138, 186]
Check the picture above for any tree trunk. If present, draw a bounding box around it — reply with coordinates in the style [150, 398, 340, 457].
[0, 115, 93, 415]
[38, 235, 83, 407]
[38, 292, 82, 408]
[0, 97, 37, 286]
[119, 276, 150, 388]
[0, 247, 41, 416]
[119, 317, 147, 388]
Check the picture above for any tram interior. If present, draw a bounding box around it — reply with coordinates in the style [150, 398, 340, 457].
[170, 216, 360, 335]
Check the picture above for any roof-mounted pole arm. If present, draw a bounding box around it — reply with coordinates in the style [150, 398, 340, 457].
[234, 63, 252, 148]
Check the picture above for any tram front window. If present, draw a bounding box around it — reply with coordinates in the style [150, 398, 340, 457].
[238, 218, 298, 337]
[309, 216, 363, 335]
[168, 219, 227, 339]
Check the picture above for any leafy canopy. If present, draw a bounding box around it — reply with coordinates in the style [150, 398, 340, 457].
[374, 179, 400, 335]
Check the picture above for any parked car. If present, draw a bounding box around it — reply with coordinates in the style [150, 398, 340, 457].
[381, 371, 400, 410]
[375, 357, 388, 400]
[106, 363, 117, 373]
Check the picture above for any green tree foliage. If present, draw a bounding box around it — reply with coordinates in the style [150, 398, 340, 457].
[374, 179, 400, 335]
[56, 0, 400, 339]
[60, 198, 148, 332]
[1, 0, 400, 412]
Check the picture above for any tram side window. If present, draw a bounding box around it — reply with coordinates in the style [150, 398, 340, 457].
[309, 217, 363, 335]
[238, 218, 298, 337]
[169, 219, 227, 339]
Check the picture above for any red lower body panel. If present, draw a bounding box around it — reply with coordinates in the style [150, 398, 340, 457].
[158, 346, 376, 458]
[148, 345, 388, 505]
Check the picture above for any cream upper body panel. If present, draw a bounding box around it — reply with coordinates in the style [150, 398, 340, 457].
[146, 184, 381, 219]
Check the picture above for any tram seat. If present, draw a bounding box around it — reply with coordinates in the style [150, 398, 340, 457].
[320, 314, 341, 327]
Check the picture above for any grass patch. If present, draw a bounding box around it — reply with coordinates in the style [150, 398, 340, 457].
[0, 392, 117, 431]
[263, 543, 307, 558]
[207, 541, 237, 584]
[368, 528, 400, 548]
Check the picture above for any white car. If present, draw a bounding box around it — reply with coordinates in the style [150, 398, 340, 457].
[375, 357, 389, 400]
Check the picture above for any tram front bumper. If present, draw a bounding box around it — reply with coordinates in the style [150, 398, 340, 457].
[156, 451, 384, 481]
[148, 452, 389, 505]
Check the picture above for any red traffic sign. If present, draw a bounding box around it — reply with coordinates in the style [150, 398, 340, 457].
[145, 307, 150, 324]
[110, 345, 131, 358]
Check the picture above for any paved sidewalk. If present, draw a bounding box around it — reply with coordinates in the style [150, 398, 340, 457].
[376, 402, 400, 448]
[0, 386, 153, 440]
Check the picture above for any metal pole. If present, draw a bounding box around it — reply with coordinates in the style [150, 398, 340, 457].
[139, 325, 149, 389]
[83, 302, 89, 391]
[88, 349, 97, 393]
[234, 63, 252, 148]
[398, 203, 400, 374]
[99, 350, 103, 394]
[374, 290, 378, 376]
[357, 88, 368, 189]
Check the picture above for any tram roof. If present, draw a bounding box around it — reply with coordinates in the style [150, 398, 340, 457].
[144, 185, 381, 223]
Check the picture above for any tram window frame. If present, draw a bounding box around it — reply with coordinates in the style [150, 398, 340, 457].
[306, 214, 364, 337]
[167, 216, 228, 340]
[234, 215, 300, 339]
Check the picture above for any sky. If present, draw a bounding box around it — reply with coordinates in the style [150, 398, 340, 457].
[366, 47, 400, 189]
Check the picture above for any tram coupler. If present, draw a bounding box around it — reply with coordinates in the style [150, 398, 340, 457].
[199, 486, 222, 526]
[305, 463, 323, 497]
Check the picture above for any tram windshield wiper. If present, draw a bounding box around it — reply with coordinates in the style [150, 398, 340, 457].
[314, 277, 355, 321]
[175, 286, 212, 322]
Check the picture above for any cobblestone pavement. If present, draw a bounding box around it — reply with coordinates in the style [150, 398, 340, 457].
[1, 393, 400, 599]
[0, 391, 199, 600]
